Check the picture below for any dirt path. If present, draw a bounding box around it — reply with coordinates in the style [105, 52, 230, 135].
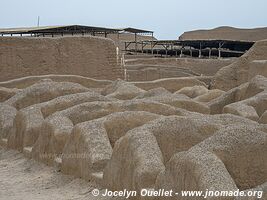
[0, 147, 111, 200]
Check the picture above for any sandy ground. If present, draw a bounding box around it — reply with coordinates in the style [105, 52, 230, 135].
[0, 147, 110, 200]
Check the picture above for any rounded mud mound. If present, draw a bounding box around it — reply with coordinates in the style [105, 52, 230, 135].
[0, 75, 266, 200]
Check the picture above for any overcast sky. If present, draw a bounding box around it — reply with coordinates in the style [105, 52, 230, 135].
[0, 0, 266, 39]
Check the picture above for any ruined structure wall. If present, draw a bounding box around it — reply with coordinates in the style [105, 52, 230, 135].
[0, 36, 123, 81]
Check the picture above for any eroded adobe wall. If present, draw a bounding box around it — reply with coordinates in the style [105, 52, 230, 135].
[0, 36, 123, 81]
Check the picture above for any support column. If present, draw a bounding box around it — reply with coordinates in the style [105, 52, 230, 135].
[135, 33, 137, 55]
[165, 45, 168, 57]
[151, 32, 154, 55]
[218, 42, 224, 59]
[151, 41, 153, 55]
[209, 48, 212, 58]
[199, 43, 202, 58]
[180, 45, 184, 58]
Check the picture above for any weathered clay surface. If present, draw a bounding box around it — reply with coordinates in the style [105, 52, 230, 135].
[213, 40, 267, 91]
[0, 73, 266, 200]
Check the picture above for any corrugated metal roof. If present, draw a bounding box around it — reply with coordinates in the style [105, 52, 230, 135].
[0, 25, 153, 34]
[122, 27, 153, 34]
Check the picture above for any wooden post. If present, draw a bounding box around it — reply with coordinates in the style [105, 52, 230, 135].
[199, 42, 202, 58]
[151, 32, 154, 55]
[165, 46, 168, 57]
[209, 48, 212, 58]
[151, 41, 153, 55]
[218, 42, 224, 59]
[135, 33, 137, 55]
[219, 42, 222, 59]
[180, 45, 184, 58]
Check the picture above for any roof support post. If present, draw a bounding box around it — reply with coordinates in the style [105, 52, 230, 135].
[151, 32, 154, 55]
[135, 33, 137, 55]
[180, 45, 184, 58]
[199, 42, 202, 58]
[218, 42, 224, 59]
[209, 48, 212, 58]
[151, 41, 154, 55]
[218, 41, 225, 59]
[165, 45, 168, 57]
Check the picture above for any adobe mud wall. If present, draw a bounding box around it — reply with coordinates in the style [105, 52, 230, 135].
[0, 36, 123, 81]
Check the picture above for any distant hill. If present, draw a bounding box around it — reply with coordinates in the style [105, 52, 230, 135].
[179, 26, 267, 41]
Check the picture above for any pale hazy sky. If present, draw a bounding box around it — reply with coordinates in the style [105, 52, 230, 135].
[0, 0, 266, 39]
